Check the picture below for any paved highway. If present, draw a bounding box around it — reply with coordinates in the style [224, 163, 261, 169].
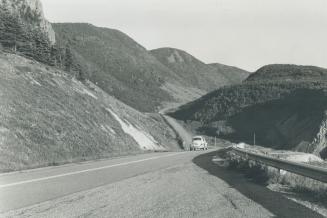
[0, 150, 323, 218]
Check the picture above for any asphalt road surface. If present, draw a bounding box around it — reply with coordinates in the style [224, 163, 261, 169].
[0, 150, 324, 218]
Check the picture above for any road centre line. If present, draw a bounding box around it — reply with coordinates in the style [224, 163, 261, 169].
[0, 152, 184, 189]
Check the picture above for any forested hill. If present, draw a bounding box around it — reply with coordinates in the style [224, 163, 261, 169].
[170, 64, 327, 158]
[53, 23, 249, 112]
[53, 23, 178, 112]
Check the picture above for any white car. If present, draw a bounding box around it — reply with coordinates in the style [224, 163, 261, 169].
[190, 136, 208, 151]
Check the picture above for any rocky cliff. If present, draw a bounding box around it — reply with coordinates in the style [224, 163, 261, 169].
[0, 0, 55, 44]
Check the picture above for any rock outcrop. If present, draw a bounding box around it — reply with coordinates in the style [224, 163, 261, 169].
[308, 111, 327, 158]
[0, 0, 55, 44]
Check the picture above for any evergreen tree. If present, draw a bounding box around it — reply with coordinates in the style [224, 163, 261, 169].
[49, 45, 58, 66]
[73, 62, 86, 81]
[18, 24, 34, 58]
[32, 30, 51, 64]
[0, 6, 22, 52]
[0, 5, 31, 54]
[0, 2, 73, 69]
[65, 45, 73, 72]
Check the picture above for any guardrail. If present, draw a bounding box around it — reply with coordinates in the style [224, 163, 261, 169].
[230, 147, 327, 183]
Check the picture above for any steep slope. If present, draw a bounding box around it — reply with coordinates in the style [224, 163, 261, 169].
[170, 64, 327, 158]
[53, 23, 185, 112]
[0, 51, 181, 172]
[150, 48, 249, 91]
[53, 24, 249, 112]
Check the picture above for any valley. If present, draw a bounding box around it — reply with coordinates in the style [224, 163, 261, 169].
[0, 0, 327, 217]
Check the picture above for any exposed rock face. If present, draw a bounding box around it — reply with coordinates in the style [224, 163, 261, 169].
[308, 111, 327, 158]
[0, 0, 55, 44]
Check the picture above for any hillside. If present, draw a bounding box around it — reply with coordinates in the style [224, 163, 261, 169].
[53, 23, 187, 112]
[150, 47, 250, 91]
[53, 24, 249, 112]
[170, 64, 327, 159]
[0, 51, 181, 172]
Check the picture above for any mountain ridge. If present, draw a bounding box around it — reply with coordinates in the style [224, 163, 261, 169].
[53, 23, 249, 112]
[150, 47, 250, 91]
[246, 64, 327, 82]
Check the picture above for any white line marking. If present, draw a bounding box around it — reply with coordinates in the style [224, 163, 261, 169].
[0, 152, 184, 189]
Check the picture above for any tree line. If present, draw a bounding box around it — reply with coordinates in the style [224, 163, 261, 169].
[0, 4, 85, 80]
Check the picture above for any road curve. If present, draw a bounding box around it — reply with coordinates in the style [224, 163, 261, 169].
[160, 114, 193, 149]
[1, 150, 323, 218]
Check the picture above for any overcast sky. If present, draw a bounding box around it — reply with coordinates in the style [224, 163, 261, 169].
[42, 0, 327, 72]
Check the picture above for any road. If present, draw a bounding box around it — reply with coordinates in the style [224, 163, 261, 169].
[160, 113, 193, 150]
[0, 150, 324, 218]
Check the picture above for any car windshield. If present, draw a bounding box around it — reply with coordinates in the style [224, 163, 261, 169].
[193, 137, 202, 141]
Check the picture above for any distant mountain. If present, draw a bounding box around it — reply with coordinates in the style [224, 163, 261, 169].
[151, 48, 250, 91]
[170, 64, 327, 159]
[246, 64, 327, 82]
[53, 23, 189, 112]
[53, 24, 249, 112]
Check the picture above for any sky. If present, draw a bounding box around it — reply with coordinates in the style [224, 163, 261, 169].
[42, 0, 327, 72]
